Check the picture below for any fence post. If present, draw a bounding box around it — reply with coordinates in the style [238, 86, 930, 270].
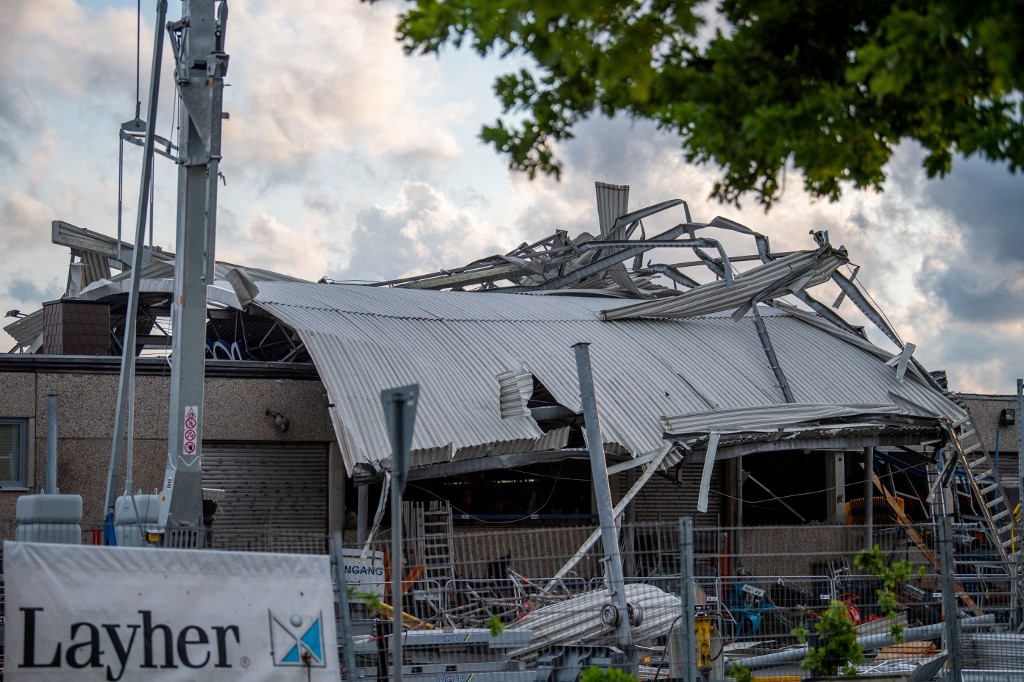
[680, 517, 698, 682]
[330, 533, 359, 682]
[938, 513, 963, 682]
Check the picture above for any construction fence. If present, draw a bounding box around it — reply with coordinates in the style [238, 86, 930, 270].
[1, 516, 1022, 680]
[325, 513, 1023, 681]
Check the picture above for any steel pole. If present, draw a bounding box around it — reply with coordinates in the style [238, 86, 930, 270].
[391, 474, 403, 682]
[939, 513, 963, 682]
[573, 342, 637, 674]
[679, 517, 697, 682]
[330, 533, 359, 682]
[45, 395, 58, 494]
[864, 446, 874, 550]
[104, 0, 168, 526]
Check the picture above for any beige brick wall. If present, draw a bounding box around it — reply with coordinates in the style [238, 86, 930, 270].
[1, 370, 334, 534]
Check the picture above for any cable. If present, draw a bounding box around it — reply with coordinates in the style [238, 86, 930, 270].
[135, 0, 141, 115]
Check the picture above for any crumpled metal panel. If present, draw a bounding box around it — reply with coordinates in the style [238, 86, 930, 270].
[251, 282, 965, 477]
[661, 402, 908, 436]
[600, 248, 846, 320]
[497, 370, 534, 418]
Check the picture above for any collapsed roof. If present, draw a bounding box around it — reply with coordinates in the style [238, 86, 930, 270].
[6, 182, 965, 484]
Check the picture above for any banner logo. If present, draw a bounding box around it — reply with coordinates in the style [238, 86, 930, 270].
[269, 612, 325, 667]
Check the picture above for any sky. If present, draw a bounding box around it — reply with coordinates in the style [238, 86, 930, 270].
[1, 0, 1021, 395]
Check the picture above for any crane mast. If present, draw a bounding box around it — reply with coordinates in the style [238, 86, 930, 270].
[157, 0, 229, 545]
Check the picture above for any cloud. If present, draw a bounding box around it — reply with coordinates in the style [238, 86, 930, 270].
[216, 208, 330, 281]
[335, 181, 507, 282]
[922, 157, 1024, 265]
[6, 278, 59, 305]
[0, 188, 54, 251]
[223, 0, 461, 176]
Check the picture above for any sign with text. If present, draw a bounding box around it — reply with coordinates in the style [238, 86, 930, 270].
[3, 541, 339, 681]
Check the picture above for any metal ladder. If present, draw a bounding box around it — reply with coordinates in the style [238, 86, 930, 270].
[932, 412, 1020, 606]
[406, 501, 455, 587]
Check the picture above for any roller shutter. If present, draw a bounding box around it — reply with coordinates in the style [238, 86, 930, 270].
[620, 459, 725, 527]
[202, 442, 328, 536]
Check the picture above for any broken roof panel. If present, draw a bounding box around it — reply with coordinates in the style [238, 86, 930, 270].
[251, 282, 964, 478]
[600, 247, 847, 321]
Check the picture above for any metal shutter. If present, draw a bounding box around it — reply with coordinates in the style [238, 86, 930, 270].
[201, 442, 328, 536]
[623, 460, 725, 527]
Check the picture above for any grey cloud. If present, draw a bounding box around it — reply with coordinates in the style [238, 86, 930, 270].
[6, 277, 59, 305]
[923, 325, 1024, 393]
[922, 157, 1024, 265]
[337, 183, 504, 282]
[919, 260, 1024, 325]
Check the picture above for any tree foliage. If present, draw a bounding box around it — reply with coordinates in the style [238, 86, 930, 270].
[391, 0, 1024, 208]
[794, 600, 864, 676]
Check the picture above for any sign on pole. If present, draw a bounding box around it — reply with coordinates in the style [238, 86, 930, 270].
[182, 405, 199, 456]
[380, 385, 418, 495]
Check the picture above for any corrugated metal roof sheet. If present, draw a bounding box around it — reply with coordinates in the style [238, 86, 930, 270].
[601, 247, 846, 320]
[661, 402, 908, 436]
[251, 282, 965, 477]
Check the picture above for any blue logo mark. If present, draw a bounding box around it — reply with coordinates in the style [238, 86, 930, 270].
[269, 611, 326, 668]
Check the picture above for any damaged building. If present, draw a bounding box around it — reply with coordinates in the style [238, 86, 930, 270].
[2, 184, 1019, 594]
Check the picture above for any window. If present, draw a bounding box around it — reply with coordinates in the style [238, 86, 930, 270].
[0, 419, 27, 488]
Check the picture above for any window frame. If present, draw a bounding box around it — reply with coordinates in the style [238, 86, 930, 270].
[0, 418, 28, 489]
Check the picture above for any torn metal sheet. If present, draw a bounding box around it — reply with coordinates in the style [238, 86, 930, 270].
[600, 248, 847, 321]
[660, 402, 947, 437]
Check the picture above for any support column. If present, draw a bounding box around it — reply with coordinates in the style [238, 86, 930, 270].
[864, 447, 874, 549]
[328, 442, 345, 536]
[826, 452, 846, 523]
[357, 484, 369, 546]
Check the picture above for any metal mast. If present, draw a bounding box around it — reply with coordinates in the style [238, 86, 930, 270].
[157, 0, 229, 545]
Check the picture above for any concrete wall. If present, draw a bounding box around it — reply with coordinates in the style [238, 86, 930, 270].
[1, 370, 335, 533]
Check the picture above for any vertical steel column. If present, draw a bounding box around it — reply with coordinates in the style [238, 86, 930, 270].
[864, 447, 874, 549]
[159, 0, 229, 538]
[45, 395, 58, 495]
[938, 513, 963, 682]
[357, 485, 369, 545]
[330, 534, 359, 682]
[104, 0, 168, 527]
[573, 342, 637, 673]
[679, 517, 698, 682]
[391, 475, 403, 682]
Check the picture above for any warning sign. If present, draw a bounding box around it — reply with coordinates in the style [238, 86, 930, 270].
[183, 405, 198, 456]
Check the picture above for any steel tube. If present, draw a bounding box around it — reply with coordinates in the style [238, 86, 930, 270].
[573, 342, 637, 674]
[940, 513, 964, 682]
[330, 533, 359, 682]
[865, 446, 874, 549]
[680, 518, 697, 682]
[45, 394, 58, 494]
[735, 615, 994, 669]
[391, 476, 403, 682]
[104, 0, 168, 522]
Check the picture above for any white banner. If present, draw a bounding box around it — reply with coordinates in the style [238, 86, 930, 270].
[3, 541, 339, 681]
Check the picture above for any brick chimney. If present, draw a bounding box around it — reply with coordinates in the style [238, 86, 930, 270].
[41, 299, 112, 355]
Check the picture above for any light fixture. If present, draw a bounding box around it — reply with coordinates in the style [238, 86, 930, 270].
[999, 408, 1015, 426]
